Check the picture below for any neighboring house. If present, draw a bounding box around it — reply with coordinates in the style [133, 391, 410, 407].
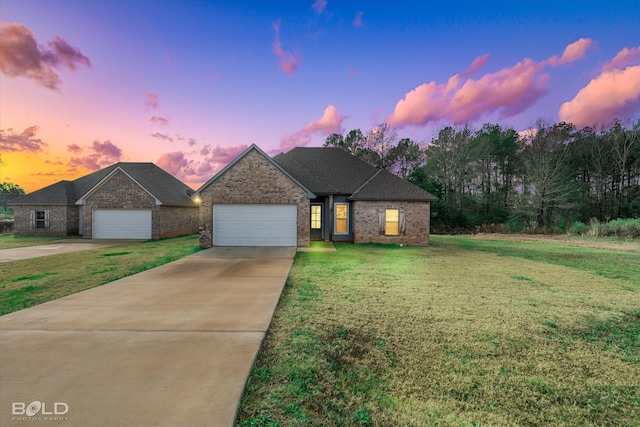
[10, 163, 199, 239]
[194, 144, 437, 247]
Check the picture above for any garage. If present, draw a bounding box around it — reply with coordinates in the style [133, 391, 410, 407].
[212, 204, 297, 246]
[93, 209, 152, 239]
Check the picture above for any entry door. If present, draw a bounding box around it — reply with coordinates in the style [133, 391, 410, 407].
[310, 204, 323, 240]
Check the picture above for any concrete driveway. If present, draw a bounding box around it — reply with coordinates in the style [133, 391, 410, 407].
[0, 240, 129, 263]
[0, 246, 295, 426]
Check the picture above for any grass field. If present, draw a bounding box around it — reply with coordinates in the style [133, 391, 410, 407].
[0, 234, 200, 315]
[237, 235, 640, 426]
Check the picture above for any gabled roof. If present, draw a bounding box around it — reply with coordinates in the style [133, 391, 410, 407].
[9, 163, 197, 207]
[274, 147, 437, 202]
[194, 144, 315, 198]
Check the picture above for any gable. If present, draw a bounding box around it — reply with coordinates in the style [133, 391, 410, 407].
[195, 144, 315, 198]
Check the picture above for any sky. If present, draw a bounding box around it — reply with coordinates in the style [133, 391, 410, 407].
[1, 0, 639, 192]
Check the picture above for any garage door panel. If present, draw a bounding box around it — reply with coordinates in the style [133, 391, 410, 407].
[94, 209, 152, 239]
[213, 204, 296, 246]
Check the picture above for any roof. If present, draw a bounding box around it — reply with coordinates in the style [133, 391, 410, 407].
[9, 163, 198, 207]
[194, 144, 315, 198]
[274, 147, 437, 202]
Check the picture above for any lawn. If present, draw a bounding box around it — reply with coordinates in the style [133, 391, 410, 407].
[0, 234, 71, 249]
[0, 234, 200, 315]
[237, 235, 640, 426]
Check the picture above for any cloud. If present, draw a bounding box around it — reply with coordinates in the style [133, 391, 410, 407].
[67, 143, 83, 153]
[353, 11, 364, 27]
[272, 19, 302, 75]
[0, 125, 48, 152]
[312, 0, 327, 14]
[276, 104, 346, 153]
[602, 45, 640, 72]
[559, 65, 640, 128]
[387, 58, 548, 127]
[0, 23, 90, 90]
[188, 138, 197, 146]
[150, 115, 169, 126]
[156, 144, 248, 184]
[150, 132, 173, 142]
[145, 92, 159, 109]
[545, 38, 593, 67]
[458, 54, 489, 78]
[68, 140, 123, 171]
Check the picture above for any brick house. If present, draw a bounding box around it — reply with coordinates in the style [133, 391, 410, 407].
[10, 163, 199, 239]
[194, 144, 437, 247]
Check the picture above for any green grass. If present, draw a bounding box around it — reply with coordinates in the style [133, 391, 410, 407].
[237, 236, 640, 426]
[0, 234, 200, 315]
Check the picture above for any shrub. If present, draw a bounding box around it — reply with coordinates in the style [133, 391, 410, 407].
[571, 221, 587, 235]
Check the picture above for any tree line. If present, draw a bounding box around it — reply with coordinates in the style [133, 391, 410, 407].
[324, 120, 640, 232]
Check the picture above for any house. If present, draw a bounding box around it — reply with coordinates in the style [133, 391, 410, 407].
[194, 144, 437, 247]
[10, 162, 199, 239]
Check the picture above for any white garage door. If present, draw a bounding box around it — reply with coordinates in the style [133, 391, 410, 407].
[94, 209, 152, 239]
[213, 204, 297, 246]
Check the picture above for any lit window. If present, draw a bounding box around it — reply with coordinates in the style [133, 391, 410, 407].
[311, 205, 322, 229]
[385, 209, 399, 235]
[335, 203, 348, 234]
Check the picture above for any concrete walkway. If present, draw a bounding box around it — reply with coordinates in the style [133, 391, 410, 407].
[0, 246, 295, 426]
[0, 241, 128, 263]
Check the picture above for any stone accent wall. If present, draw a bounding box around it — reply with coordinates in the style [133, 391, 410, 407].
[352, 201, 431, 245]
[82, 170, 158, 238]
[159, 205, 199, 238]
[198, 149, 310, 247]
[13, 205, 73, 236]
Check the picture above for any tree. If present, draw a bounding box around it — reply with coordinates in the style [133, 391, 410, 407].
[0, 182, 26, 210]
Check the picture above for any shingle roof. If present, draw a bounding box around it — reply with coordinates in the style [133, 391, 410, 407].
[274, 147, 437, 201]
[10, 163, 197, 207]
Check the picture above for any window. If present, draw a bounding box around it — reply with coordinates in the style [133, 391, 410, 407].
[385, 209, 399, 235]
[334, 203, 349, 234]
[32, 210, 49, 230]
[311, 205, 322, 229]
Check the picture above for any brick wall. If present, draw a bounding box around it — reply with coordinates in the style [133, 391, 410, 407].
[159, 205, 199, 238]
[352, 201, 431, 245]
[83, 170, 158, 238]
[198, 149, 310, 247]
[13, 205, 74, 236]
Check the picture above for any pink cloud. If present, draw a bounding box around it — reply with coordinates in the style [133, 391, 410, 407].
[145, 92, 159, 109]
[458, 54, 489, 78]
[156, 144, 248, 184]
[67, 143, 82, 153]
[602, 45, 640, 72]
[150, 116, 169, 126]
[558, 65, 640, 128]
[272, 20, 302, 75]
[276, 104, 346, 153]
[68, 140, 122, 171]
[312, 0, 327, 14]
[546, 38, 593, 66]
[353, 11, 364, 27]
[387, 58, 548, 127]
[0, 125, 48, 152]
[156, 151, 188, 176]
[150, 132, 173, 142]
[0, 23, 90, 90]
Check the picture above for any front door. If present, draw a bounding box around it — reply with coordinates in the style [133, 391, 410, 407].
[310, 203, 323, 240]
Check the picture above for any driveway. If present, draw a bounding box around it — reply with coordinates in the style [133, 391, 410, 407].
[0, 240, 128, 263]
[0, 246, 295, 426]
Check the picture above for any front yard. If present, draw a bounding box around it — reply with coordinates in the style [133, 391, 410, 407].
[237, 236, 640, 426]
[0, 234, 200, 315]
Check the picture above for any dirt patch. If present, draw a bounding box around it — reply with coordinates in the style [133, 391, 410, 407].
[471, 233, 640, 251]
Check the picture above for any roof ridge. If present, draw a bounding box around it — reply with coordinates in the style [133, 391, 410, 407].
[349, 168, 382, 199]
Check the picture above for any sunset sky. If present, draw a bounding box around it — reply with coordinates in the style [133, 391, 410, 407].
[1, 0, 639, 192]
